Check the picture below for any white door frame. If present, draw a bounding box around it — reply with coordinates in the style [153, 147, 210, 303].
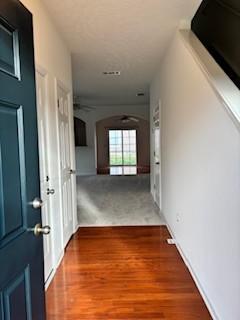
[55, 78, 77, 250]
[35, 64, 55, 288]
[153, 99, 162, 210]
[158, 100, 162, 210]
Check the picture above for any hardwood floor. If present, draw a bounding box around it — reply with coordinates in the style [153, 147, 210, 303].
[46, 227, 212, 320]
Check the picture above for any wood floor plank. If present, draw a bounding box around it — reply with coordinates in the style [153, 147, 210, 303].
[46, 226, 212, 320]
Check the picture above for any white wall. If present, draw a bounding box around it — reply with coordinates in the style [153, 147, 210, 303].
[75, 104, 149, 175]
[150, 32, 240, 320]
[20, 0, 76, 267]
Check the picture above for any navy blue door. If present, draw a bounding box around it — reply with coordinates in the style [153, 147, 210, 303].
[0, 1, 46, 319]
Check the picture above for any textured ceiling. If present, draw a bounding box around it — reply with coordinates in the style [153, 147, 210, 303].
[42, 0, 201, 105]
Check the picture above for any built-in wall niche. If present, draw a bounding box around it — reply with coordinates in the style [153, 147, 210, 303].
[74, 117, 87, 146]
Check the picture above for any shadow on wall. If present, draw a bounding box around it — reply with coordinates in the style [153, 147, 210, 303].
[96, 115, 150, 174]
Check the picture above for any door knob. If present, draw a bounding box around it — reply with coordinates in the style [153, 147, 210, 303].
[32, 197, 43, 209]
[47, 188, 55, 195]
[69, 169, 76, 174]
[33, 223, 51, 236]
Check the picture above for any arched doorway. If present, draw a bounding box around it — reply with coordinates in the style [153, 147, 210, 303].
[96, 115, 150, 175]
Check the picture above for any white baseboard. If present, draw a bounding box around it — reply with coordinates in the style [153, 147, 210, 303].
[74, 223, 80, 233]
[44, 249, 64, 291]
[44, 269, 55, 290]
[55, 250, 64, 269]
[77, 223, 166, 228]
[45, 221, 81, 291]
[166, 223, 219, 320]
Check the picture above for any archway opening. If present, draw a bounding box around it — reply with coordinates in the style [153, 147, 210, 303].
[96, 115, 150, 175]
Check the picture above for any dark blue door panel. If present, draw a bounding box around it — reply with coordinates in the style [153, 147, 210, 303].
[0, 0, 45, 319]
[0, 293, 3, 320]
[3, 268, 31, 320]
[0, 102, 25, 243]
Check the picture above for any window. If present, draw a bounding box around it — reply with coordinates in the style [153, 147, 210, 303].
[74, 117, 87, 146]
[109, 129, 137, 175]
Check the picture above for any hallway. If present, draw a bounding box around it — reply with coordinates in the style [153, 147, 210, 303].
[77, 175, 164, 226]
[46, 226, 211, 319]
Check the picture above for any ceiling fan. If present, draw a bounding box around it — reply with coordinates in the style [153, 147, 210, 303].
[73, 95, 95, 112]
[119, 115, 139, 123]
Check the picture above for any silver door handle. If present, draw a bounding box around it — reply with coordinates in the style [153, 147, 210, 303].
[47, 188, 55, 195]
[32, 197, 43, 209]
[32, 223, 51, 236]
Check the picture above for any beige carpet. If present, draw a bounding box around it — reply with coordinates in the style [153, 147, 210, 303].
[77, 174, 165, 226]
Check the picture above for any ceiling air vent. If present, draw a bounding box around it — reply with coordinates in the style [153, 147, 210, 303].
[103, 71, 121, 76]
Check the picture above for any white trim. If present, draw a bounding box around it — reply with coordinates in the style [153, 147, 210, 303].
[158, 99, 162, 211]
[55, 249, 65, 269]
[44, 269, 55, 290]
[179, 30, 240, 131]
[55, 78, 77, 246]
[54, 77, 67, 253]
[45, 222, 80, 290]
[44, 224, 84, 290]
[74, 222, 80, 233]
[36, 64, 55, 287]
[166, 222, 219, 320]
[152, 100, 162, 209]
[54, 77, 65, 256]
[67, 91, 78, 232]
[44, 249, 65, 291]
[76, 223, 166, 228]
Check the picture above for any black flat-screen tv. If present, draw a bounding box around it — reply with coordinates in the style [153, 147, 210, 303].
[191, 0, 240, 89]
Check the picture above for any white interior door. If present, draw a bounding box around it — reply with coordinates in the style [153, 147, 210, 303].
[153, 103, 161, 208]
[57, 85, 73, 248]
[36, 70, 54, 283]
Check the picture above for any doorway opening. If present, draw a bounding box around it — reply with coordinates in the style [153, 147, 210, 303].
[109, 129, 137, 175]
